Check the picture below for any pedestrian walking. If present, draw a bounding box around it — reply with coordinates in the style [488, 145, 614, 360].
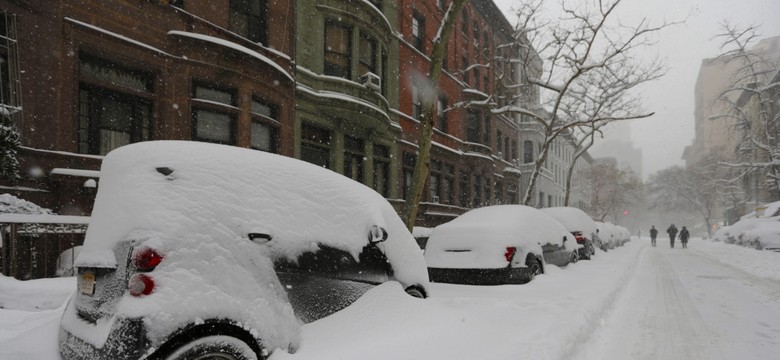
[667, 224, 678, 248]
[650, 226, 658, 247]
[680, 226, 690, 248]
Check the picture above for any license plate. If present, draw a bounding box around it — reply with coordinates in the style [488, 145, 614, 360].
[81, 271, 96, 296]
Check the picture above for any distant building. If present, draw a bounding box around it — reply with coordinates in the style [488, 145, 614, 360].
[590, 139, 642, 179]
[686, 34, 780, 222]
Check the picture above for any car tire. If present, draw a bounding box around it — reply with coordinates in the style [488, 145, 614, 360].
[164, 335, 260, 360]
[570, 251, 579, 264]
[525, 255, 543, 282]
[405, 285, 427, 299]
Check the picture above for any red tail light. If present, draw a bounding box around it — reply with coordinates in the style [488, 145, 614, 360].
[128, 274, 155, 297]
[133, 247, 163, 270]
[573, 232, 586, 244]
[504, 246, 517, 262]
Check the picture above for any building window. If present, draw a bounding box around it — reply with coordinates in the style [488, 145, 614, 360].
[504, 137, 510, 161]
[472, 22, 480, 47]
[437, 0, 446, 11]
[482, 116, 490, 145]
[524, 140, 534, 163]
[466, 110, 481, 143]
[229, 0, 269, 44]
[381, 50, 388, 96]
[324, 21, 352, 79]
[507, 183, 518, 204]
[344, 135, 365, 183]
[429, 160, 441, 202]
[496, 130, 502, 153]
[412, 12, 425, 52]
[437, 97, 448, 132]
[0, 11, 20, 115]
[443, 164, 454, 204]
[483, 177, 491, 206]
[301, 124, 331, 168]
[512, 140, 518, 160]
[78, 56, 153, 155]
[495, 180, 503, 205]
[472, 174, 481, 207]
[192, 85, 237, 145]
[459, 171, 469, 207]
[250, 98, 278, 152]
[373, 144, 390, 197]
[402, 152, 416, 199]
[412, 82, 422, 120]
[359, 33, 377, 77]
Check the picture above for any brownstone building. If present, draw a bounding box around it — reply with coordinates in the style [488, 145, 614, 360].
[1, 0, 295, 278]
[397, 0, 523, 227]
[1, 0, 295, 214]
[1, 0, 536, 278]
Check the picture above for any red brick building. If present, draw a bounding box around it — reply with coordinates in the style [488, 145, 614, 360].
[397, 0, 523, 227]
[1, 0, 295, 214]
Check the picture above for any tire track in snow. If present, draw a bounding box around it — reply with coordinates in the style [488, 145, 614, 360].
[554, 244, 646, 360]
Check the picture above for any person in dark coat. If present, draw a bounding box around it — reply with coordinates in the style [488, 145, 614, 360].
[680, 226, 690, 248]
[650, 226, 658, 247]
[667, 224, 678, 248]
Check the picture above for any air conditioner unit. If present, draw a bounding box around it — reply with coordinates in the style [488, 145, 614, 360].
[361, 72, 381, 91]
[432, 195, 440, 203]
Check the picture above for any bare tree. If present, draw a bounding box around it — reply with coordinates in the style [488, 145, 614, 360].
[710, 23, 780, 205]
[402, 0, 468, 230]
[649, 157, 727, 238]
[578, 161, 642, 222]
[490, 0, 669, 205]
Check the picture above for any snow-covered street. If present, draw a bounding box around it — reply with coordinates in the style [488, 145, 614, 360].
[2, 238, 779, 360]
[573, 244, 780, 360]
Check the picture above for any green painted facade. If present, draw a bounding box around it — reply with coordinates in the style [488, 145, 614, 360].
[294, 0, 403, 200]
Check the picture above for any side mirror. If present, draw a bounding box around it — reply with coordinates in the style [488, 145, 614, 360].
[563, 236, 568, 242]
[248, 233, 273, 244]
[368, 225, 388, 244]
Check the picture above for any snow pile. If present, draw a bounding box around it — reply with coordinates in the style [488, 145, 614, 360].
[0, 275, 74, 311]
[425, 205, 576, 269]
[740, 200, 780, 220]
[68, 141, 427, 352]
[0, 193, 53, 215]
[712, 216, 780, 250]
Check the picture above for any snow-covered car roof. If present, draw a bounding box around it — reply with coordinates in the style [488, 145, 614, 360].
[76, 141, 427, 286]
[540, 207, 597, 236]
[425, 205, 575, 269]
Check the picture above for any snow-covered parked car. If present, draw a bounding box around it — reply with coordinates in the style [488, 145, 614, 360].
[425, 205, 581, 285]
[712, 216, 780, 251]
[59, 141, 429, 360]
[595, 222, 616, 250]
[540, 207, 598, 260]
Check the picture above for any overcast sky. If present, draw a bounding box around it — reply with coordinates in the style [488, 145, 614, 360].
[493, 0, 780, 179]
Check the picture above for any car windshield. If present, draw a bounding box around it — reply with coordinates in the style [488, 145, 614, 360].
[2, 1, 780, 360]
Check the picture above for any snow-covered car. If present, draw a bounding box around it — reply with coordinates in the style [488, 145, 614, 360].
[712, 216, 780, 251]
[59, 141, 429, 360]
[424, 205, 581, 285]
[596, 222, 617, 250]
[541, 207, 598, 260]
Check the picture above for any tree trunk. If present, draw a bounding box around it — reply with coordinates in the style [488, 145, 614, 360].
[402, 0, 467, 231]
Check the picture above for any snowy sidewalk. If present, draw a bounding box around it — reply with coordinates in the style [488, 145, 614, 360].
[1, 238, 779, 360]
